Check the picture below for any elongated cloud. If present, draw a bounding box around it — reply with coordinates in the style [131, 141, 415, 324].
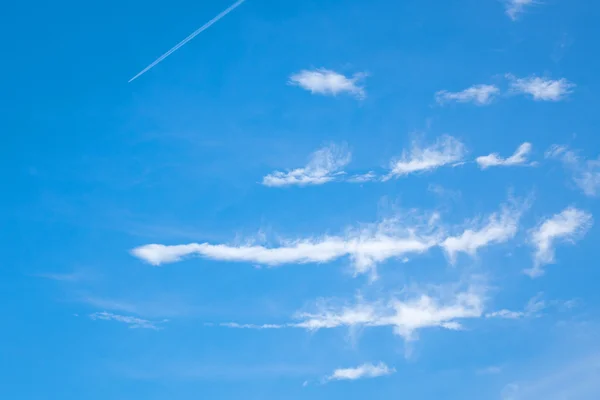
[546, 145, 600, 197]
[215, 283, 486, 342]
[289, 69, 366, 98]
[386, 135, 467, 179]
[128, 0, 246, 82]
[132, 216, 439, 278]
[486, 293, 545, 319]
[441, 202, 524, 263]
[262, 144, 351, 187]
[508, 75, 575, 101]
[89, 312, 164, 330]
[435, 84, 500, 105]
[505, 0, 535, 20]
[476, 142, 534, 169]
[527, 207, 593, 277]
[327, 363, 395, 382]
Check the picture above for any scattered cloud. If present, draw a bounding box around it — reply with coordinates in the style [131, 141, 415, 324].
[546, 145, 600, 197]
[289, 69, 367, 99]
[262, 143, 351, 187]
[477, 365, 503, 375]
[132, 214, 440, 278]
[486, 293, 545, 319]
[385, 135, 467, 179]
[505, 0, 535, 21]
[476, 142, 535, 169]
[215, 282, 486, 342]
[435, 84, 500, 105]
[89, 312, 165, 330]
[346, 171, 378, 183]
[33, 271, 90, 282]
[326, 362, 395, 382]
[441, 201, 525, 263]
[527, 207, 593, 277]
[508, 75, 575, 101]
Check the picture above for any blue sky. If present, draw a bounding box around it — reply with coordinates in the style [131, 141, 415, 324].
[2, 0, 600, 398]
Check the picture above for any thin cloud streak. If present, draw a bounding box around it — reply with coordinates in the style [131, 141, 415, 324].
[128, 0, 246, 82]
[326, 363, 395, 382]
[89, 312, 166, 330]
[435, 84, 500, 105]
[476, 142, 535, 169]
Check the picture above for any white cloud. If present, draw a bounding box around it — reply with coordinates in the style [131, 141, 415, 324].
[486, 293, 545, 319]
[435, 84, 500, 105]
[527, 207, 593, 277]
[132, 215, 439, 278]
[289, 69, 366, 98]
[216, 283, 486, 342]
[505, 0, 535, 21]
[89, 312, 165, 330]
[386, 135, 467, 179]
[262, 143, 351, 187]
[476, 142, 535, 169]
[346, 171, 378, 183]
[326, 362, 395, 382]
[508, 75, 575, 101]
[546, 145, 600, 197]
[441, 202, 524, 263]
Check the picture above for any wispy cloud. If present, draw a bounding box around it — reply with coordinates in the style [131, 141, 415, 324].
[34, 270, 92, 282]
[486, 293, 545, 319]
[326, 362, 395, 382]
[128, 0, 247, 82]
[262, 143, 351, 187]
[476, 143, 535, 169]
[505, 0, 535, 21]
[89, 312, 165, 330]
[215, 282, 486, 342]
[546, 145, 600, 197]
[527, 207, 593, 277]
[289, 69, 367, 99]
[385, 135, 467, 179]
[508, 75, 575, 101]
[132, 215, 439, 278]
[435, 84, 500, 105]
[441, 201, 525, 264]
[346, 171, 378, 183]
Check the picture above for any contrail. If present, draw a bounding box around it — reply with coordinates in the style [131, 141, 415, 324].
[128, 0, 246, 83]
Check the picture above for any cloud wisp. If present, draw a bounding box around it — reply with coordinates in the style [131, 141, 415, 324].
[435, 84, 500, 106]
[214, 283, 486, 342]
[385, 135, 467, 179]
[441, 201, 525, 264]
[527, 207, 593, 277]
[486, 293, 545, 319]
[262, 143, 351, 187]
[326, 362, 395, 382]
[128, 0, 247, 82]
[546, 145, 600, 197]
[289, 69, 367, 99]
[508, 75, 575, 101]
[505, 0, 535, 20]
[89, 312, 166, 330]
[476, 142, 535, 169]
[132, 215, 440, 278]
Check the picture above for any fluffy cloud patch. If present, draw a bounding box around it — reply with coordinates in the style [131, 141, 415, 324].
[386, 135, 467, 179]
[289, 69, 366, 98]
[435, 84, 500, 105]
[89, 312, 164, 330]
[441, 202, 524, 263]
[546, 145, 600, 197]
[262, 143, 351, 187]
[505, 0, 535, 20]
[476, 143, 534, 169]
[527, 207, 593, 277]
[508, 75, 575, 101]
[132, 216, 439, 278]
[327, 363, 395, 382]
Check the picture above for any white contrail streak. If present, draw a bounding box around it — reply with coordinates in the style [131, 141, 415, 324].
[128, 0, 246, 83]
